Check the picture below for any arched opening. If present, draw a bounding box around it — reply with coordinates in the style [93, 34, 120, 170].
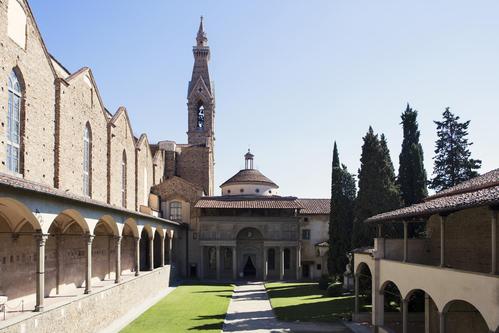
[121, 219, 138, 276]
[443, 300, 489, 333]
[405, 289, 434, 333]
[121, 150, 127, 208]
[92, 217, 118, 284]
[45, 210, 89, 298]
[196, 101, 205, 129]
[236, 227, 263, 280]
[354, 262, 372, 323]
[153, 230, 162, 268]
[381, 281, 403, 332]
[0, 201, 37, 314]
[139, 228, 151, 271]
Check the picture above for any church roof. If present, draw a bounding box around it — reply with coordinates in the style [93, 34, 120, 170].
[366, 169, 499, 223]
[195, 195, 301, 209]
[220, 169, 278, 188]
[297, 199, 331, 215]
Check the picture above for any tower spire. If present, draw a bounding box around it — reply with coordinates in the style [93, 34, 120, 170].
[196, 16, 208, 47]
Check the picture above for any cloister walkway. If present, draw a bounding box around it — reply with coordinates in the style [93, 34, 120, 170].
[222, 282, 356, 333]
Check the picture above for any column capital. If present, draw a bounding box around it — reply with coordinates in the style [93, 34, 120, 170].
[34, 233, 49, 245]
[114, 235, 122, 243]
[84, 234, 95, 243]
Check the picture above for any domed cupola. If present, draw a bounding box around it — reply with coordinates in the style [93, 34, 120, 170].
[220, 150, 279, 196]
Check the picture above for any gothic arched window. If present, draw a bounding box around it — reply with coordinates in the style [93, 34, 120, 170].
[208, 247, 216, 271]
[7, 70, 22, 174]
[197, 103, 205, 129]
[121, 150, 127, 207]
[83, 123, 92, 196]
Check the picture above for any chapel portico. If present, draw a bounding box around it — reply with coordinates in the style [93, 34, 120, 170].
[195, 151, 303, 281]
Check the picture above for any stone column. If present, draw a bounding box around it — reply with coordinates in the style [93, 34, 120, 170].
[424, 293, 430, 333]
[295, 246, 302, 280]
[492, 210, 497, 275]
[160, 236, 165, 267]
[403, 221, 408, 262]
[216, 246, 221, 280]
[354, 273, 360, 317]
[135, 237, 140, 276]
[168, 236, 173, 265]
[55, 234, 61, 295]
[232, 247, 237, 280]
[279, 247, 285, 280]
[439, 311, 446, 333]
[115, 236, 122, 283]
[149, 237, 154, 271]
[262, 247, 268, 281]
[35, 234, 49, 312]
[199, 246, 204, 279]
[440, 215, 446, 267]
[84, 235, 94, 294]
[402, 298, 408, 333]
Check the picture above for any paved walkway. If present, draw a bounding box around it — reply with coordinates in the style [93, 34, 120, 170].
[222, 282, 355, 333]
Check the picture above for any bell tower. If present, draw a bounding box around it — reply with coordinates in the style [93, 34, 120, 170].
[187, 16, 215, 147]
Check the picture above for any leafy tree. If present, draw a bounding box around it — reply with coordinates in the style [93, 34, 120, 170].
[352, 128, 401, 248]
[430, 107, 481, 191]
[328, 142, 356, 279]
[398, 104, 427, 206]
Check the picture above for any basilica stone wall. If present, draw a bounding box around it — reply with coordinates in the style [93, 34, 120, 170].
[108, 109, 137, 209]
[0, 0, 55, 185]
[135, 136, 154, 211]
[55, 71, 109, 202]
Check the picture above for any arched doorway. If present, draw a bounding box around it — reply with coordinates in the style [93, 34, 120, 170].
[236, 227, 263, 280]
[153, 230, 162, 268]
[381, 281, 403, 332]
[139, 228, 151, 271]
[404, 289, 432, 333]
[354, 262, 372, 323]
[443, 300, 489, 333]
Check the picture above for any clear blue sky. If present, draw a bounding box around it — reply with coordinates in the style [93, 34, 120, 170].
[30, 1, 499, 198]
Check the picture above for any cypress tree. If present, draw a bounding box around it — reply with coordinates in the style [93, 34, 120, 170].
[328, 142, 356, 279]
[352, 128, 401, 248]
[398, 104, 427, 206]
[430, 107, 481, 191]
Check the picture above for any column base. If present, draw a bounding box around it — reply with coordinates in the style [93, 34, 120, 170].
[84, 289, 91, 294]
[34, 305, 44, 312]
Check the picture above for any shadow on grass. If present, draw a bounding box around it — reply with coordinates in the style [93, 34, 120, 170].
[272, 297, 354, 322]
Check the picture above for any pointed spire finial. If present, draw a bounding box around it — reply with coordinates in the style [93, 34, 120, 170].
[196, 16, 208, 47]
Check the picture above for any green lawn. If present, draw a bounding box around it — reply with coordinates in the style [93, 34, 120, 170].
[121, 283, 234, 333]
[265, 282, 367, 323]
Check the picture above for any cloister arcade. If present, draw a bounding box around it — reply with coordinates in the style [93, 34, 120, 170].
[353, 253, 497, 333]
[0, 195, 177, 321]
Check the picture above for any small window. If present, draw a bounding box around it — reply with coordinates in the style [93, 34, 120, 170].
[302, 229, 311, 240]
[269, 190, 272, 194]
[227, 189, 231, 194]
[268, 248, 275, 270]
[240, 188, 244, 193]
[255, 188, 260, 193]
[317, 264, 321, 270]
[170, 201, 182, 221]
[304, 217, 309, 222]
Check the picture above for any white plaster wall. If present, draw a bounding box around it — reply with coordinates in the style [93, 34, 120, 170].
[221, 184, 277, 196]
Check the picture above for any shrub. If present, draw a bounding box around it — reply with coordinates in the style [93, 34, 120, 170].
[318, 274, 330, 290]
[326, 282, 344, 297]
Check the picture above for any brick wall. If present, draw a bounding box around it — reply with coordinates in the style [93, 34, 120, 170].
[135, 136, 154, 210]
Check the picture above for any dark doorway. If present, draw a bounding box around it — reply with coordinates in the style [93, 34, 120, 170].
[140, 229, 150, 271]
[189, 264, 197, 278]
[243, 256, 256, 277]
[302, 264, 310, 278]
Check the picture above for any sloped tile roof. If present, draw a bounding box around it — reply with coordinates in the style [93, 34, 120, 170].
[366, 169, 499, 223]
[297, 199, 331, 215]
[220, 169, 278, 188]
[195, 195, 302, 209]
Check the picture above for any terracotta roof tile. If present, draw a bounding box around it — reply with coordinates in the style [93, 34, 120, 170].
[366, 170, 499, 223]
[220, 169, 278, 188]
[297, 199, 331, 215]
[0, 173, 179, 226]
[195, 195, 301, 209]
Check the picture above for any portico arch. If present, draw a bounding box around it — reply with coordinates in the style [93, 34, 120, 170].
[121, 218, 138, 275]
[139, 225, 153, 271]
[442, 300, 490, 333]
[0, 197, 41, 232]
[92, 216, 119, 282]
[153, 229, 163, 268]
[236, 227, 263, 280]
